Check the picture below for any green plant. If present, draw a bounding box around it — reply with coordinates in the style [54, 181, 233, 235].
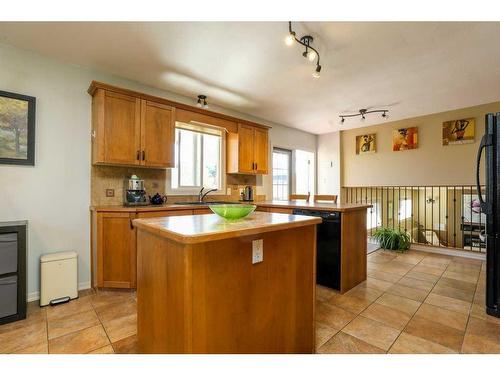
[372, 227, 411, 252]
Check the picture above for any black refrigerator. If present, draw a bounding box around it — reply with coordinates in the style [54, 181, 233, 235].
[476, 112, 500, 318]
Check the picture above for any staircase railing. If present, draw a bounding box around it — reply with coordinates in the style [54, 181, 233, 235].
[342, 185, 486, 253]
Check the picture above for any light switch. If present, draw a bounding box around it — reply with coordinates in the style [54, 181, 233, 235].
[252, 239, 263, 264]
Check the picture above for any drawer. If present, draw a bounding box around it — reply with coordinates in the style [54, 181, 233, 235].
[0, 275, 17, 319]
[137, 210, 194, 219]
[0, 233, 17, 275]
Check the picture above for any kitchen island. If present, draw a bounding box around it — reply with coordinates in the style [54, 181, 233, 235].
[133, 211, 321, 354]
[257, 201, 372, 293]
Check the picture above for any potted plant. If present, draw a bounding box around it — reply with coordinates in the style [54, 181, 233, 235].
[372, 227, 411, 252]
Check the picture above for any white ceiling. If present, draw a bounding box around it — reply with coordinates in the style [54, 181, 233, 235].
[1, 22, 500, 134]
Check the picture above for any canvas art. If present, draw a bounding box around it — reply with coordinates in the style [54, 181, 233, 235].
[442, 118, 475, 146]
[0, 90, 36, 165]
[393, 127, 418, 151]
[356, 134, 376, 154]
[463, 194, 486, 224]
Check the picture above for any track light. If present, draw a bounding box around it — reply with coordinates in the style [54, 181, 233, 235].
[286, 22, 323, 79]
[307, 50, 316, 61]
[312, 64, 321, 78]
[339, 108, 390, 123]
[197, 95, 208, 109]
[285, 33, 295, 46]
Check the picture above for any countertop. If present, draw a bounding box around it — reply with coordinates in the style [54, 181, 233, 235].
[133, 211, 322, 244]
[90, 203, 213, 212]
[256, 200, 372, 212]
[91, 200, 371, 213]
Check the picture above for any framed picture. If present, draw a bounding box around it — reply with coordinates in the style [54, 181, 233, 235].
[463, 194, 486, 225]
[442, 118, 475, 146]
[393, 127, 418, 151]
[0, 90, 36, 165]
[355, 134, 376, 155]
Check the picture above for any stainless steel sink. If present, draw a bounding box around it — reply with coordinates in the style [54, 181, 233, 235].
[173, 201, 232, 205]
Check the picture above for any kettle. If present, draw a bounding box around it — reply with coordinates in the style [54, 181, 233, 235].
[149, 193, 167, 205]
[242, 186, 254, 202]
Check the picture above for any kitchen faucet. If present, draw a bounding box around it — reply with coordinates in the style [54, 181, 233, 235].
[198, 187, 218, 202]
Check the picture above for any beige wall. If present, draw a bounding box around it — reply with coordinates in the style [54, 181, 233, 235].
[341, 101, 500, 187]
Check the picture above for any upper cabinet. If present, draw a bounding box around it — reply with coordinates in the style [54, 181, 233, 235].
[91, 88, 175, 168]
[88, 81, 270, 171]
[140, 100, 175, 168]
[227, 123, 269, 175]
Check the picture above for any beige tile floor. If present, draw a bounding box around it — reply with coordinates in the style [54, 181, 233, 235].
[0, 249, 498, 354]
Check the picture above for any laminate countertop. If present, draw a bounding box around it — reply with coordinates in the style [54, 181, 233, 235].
[132, 211, 322, 244]
[91, 200, 371, 213]
[90, 203, 219, 212]
[256, 200, 372, 212]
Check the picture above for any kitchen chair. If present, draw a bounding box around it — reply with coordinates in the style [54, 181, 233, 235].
[289, 193, 310, 201]
[314, 195, 338, 203]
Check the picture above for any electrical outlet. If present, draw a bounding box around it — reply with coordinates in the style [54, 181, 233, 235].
[105, 189, 115, 197]
[227, 187, 231, 195]
[252, 239, 263, 264]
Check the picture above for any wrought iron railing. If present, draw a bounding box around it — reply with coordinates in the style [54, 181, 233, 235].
[342, 185, 486, 253]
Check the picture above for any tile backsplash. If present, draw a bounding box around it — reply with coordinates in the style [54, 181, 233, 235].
[91, 166, 263, 206]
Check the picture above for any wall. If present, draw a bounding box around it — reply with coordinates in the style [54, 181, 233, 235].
[0, 42, 317, 299]
[341, 101, 500, 187]
[317, 131, 341, 196]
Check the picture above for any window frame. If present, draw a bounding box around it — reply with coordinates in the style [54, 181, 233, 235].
[167, 124, 226, 196]
[272, 147, 292, 201]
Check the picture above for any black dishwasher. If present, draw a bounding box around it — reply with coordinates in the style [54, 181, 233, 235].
[292, 209, 341, 290]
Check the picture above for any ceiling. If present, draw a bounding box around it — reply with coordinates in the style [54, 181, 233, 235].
[1, 22, 500, 134]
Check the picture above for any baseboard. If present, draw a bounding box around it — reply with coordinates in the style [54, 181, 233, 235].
[27, 281, 92, 303]
[410, 243, 486, 261]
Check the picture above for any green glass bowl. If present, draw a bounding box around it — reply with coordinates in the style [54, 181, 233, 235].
[208, 204, 256, 220]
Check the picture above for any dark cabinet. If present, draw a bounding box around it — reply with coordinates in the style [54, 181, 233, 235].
[0, 222, 26, 325]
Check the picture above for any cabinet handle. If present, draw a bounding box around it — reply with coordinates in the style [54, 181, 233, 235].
[142, 151, 145, 161]
[255, 163, 257, 170]
[136, 150, 140, 160]
[129, 218, 134, 230]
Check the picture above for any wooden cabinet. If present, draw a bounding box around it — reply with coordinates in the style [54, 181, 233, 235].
[92, 208, 211, 289]
[91, 88, 175, 168]
[140, 101, 175, 168]
[95, 212, 137, 289]
[227, 123, 269, 175]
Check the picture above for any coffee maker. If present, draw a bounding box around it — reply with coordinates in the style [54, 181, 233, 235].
[124, 176, 148, 206]
[240, 186, 254, 202]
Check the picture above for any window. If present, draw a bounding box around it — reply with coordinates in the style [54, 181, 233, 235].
[272, 148, 292, 200]
[171, 124, 223, 192]
[399, 199, 412, 220]
[295, 150, 315, 195]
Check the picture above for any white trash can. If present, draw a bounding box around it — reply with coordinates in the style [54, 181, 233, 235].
[40, 251, 78, 306]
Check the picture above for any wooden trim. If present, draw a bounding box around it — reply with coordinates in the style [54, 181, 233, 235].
[102, 281, 132, 288]
[176, 108, 237, 133]
[88, 81, 271, 131]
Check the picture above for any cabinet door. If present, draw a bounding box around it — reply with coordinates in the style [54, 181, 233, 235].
[97, 212, 136, 288]
[103, 91, 141, 165]
[237, 124, 255, 174]
[253, 127, 269, 174]
[141, 100, 175, 168]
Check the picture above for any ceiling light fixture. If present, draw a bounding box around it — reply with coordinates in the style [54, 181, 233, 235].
[339, 109, 389, 124]
[285, 22, 322, 79]
[196, 95, 208, 109]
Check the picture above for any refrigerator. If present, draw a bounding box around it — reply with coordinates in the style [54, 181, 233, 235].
[476, 112, 500, 318]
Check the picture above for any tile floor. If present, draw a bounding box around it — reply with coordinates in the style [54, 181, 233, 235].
[0, 249, 498, 354]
